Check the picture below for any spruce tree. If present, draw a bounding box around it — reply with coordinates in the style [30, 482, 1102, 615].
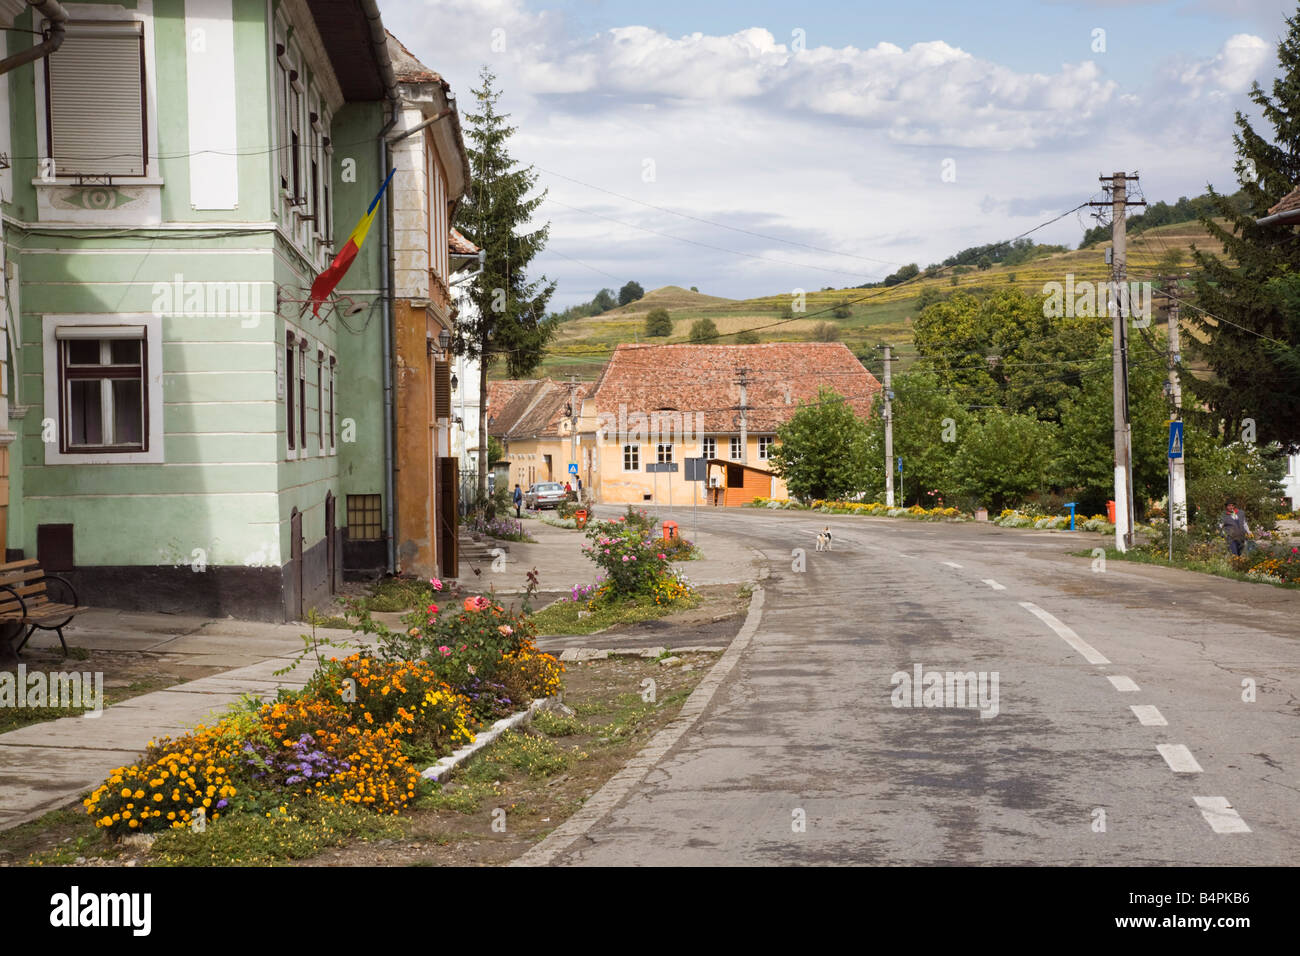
[455, 68, 558, 500]
[1188, 10, 1300, 450]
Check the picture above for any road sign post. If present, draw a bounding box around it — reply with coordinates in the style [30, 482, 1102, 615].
[684, 458, 707, 537]
[1167, 421, 1183, 561]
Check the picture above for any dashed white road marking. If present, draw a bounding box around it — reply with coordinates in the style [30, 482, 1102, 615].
[1018, 602, 1111, 665]
[1193, 796, 1251, 834]
[983, 579, 1006, 590]
[942, 561, 963, 568]
[1108, 676, 1140, 692]
[1130, 704, 1168, 726]
[1157, 744, 1204, 774]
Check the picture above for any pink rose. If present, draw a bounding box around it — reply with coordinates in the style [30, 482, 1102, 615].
[430, 577, 444, 591]
[498, 625, 514, 636]
[657, 553, 666, 560]
[438, 646, 451, 656]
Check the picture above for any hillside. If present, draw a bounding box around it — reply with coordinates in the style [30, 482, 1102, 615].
[522, 219, 1229, 382]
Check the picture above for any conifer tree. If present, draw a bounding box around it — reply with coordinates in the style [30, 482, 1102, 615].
[455, 68, 558, 500]
[1189, 11, 1300, 449]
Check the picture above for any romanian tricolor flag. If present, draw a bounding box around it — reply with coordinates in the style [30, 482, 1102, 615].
[309, 167, 396, 316]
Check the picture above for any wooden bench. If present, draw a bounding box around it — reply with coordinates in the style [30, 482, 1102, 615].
[0, 559, 88, 658]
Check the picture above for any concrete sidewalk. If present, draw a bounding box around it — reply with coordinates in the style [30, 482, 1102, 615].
[460, 509, 761, 594]
[1, 613, 378, 834]
[0, 510, 758, 837]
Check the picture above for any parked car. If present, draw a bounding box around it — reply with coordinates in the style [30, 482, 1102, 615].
[525, 482, 567, 510]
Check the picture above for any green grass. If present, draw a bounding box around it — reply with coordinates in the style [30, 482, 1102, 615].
[358, 576, 437, 613]
[532, 709, 584, 736]
[1092, 547, 1300, 589]
[147, 802, 404, 867]
[531, 591, 700, 636]
[526, 220, 1227, 382]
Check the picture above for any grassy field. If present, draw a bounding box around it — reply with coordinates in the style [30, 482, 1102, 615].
[524, 220, 1227, 382]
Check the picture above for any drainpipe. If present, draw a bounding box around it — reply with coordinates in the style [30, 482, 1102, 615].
[0, 1, 68, 76]
[359, 0, 401, 572]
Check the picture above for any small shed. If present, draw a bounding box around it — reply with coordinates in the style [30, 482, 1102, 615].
[705, 458, 777, 507]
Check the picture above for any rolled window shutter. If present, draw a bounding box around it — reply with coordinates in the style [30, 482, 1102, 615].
[47, 25, 145, 177]
[434, 360, 451, 420]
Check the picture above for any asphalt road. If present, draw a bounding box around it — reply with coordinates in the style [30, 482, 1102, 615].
[546, 509, 1299, 865]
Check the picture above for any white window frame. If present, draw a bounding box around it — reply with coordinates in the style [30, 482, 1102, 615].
[42, 314, 164, 465]
[758, 436, 774, 460]
[33, 7, 161, 185]
[729, 436, 743, 460]
[623, 443, 640, 472]
[657, 443, 673, 464]
[701, 436, 716, 459]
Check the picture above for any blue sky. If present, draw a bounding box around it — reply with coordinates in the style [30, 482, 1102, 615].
[385, 0, 1294, 307]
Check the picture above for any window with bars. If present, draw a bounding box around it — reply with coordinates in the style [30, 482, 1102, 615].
[346, 494, 383, 541]
[623, 444, 640, 471]
[56, 328, 146, 453]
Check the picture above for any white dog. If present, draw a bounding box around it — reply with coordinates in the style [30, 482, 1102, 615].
[815, 527, 832, 552]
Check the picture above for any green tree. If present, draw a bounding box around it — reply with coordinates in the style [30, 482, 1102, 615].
[688, 317, 719, 343]
[735, 329, 760, 344]
[912, 288, 1106, 423]
[690, 286, 700, 292]
[618, 281, 645, 306]
[487, 435, 505, 465]
[769, 388, 872, 501]
[862, 371, 969, 505]
[949, 411, 1060, 511]
[456, 68, 558, 500]
[1186, 11, 1300, 450]
[591, 288, 617, 314]
[832, 300, 852, 319]
[644, 308, 673, 337]
[1056, 340, 1171, 516]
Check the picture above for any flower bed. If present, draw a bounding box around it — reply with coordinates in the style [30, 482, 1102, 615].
[747, 497, 967, 521]
[83, 580, 562, 838]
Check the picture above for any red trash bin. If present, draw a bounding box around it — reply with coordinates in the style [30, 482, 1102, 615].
[662, 520, 679, 540]
[1106, 500, 1116, 523]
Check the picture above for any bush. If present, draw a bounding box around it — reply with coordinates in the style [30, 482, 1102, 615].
[644, 308, 673, 337]
[582, 519, 672, 598]
[689, 318, 719, 344]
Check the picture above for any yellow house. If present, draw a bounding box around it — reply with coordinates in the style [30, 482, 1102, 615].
[488, 380, 592, 495]
[580, 342, 881, 507]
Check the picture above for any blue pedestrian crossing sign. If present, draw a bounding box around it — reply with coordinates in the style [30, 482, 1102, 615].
[1168, 420, 1184, 459]
[568, 462, 579, 475]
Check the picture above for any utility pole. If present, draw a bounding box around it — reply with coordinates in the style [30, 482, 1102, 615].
[735, 366, 750, 465]
[882, 344, 894, 507]
[1091, 172, 1145, 552]
[566, 374, 580, 501]
[1164, 280, 1187, 531]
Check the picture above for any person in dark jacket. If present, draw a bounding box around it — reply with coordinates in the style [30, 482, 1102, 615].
[1220, 502, 1250, 556]
[513, 483, 523, 518]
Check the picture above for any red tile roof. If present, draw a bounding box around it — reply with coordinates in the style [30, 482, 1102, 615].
[386, 32, 441, 85]
[588, 342, 880, 433]
[449, 228, 478, 255]
[488, 379, 589, 440]
[1269, 185, 1300, 216]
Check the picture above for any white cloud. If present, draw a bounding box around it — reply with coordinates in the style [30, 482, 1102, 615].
[381, 1, 1279, 307]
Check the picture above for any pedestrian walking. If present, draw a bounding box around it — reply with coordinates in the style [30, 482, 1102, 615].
[513, 483, 523, 519]
[1220, 501, 1250, 556]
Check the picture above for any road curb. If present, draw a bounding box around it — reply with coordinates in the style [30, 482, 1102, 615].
[510, 579, 767, 867]
[420, 695, 566, 783]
